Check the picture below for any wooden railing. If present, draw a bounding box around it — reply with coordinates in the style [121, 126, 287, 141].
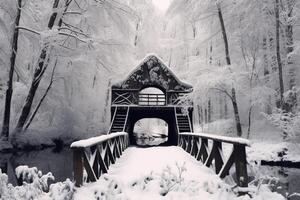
[70, 132, 129, 187]
[138, 93, 166, 106]
[178, 132, 250, 190]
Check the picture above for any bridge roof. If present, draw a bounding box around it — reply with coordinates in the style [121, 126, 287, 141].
[112, 54, 193, 92]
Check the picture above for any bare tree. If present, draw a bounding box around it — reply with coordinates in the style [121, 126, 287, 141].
[24, 60, 57, 131]
[1, 0, 22, 139]
[14, 0, 73, 135]
[215, 2, 243, 137]
[275, 0, 285, 109]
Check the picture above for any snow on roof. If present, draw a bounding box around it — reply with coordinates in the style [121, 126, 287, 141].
[179, 132, 251, 146]
[113, 53, 193, 91]
[70, 132, 127, 148]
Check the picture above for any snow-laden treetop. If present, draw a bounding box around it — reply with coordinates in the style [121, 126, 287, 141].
[113, 54, 193, 92]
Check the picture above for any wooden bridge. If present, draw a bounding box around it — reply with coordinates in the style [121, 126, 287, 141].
[70, 55, 250, 194]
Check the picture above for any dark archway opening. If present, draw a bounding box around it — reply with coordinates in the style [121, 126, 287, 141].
[126, 107, 178, 146]
[133, 118, 168, 146]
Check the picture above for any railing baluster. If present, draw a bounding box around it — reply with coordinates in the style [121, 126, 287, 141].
[83, 151, 97, 182]
[92, 148, 100, 178]
[219, 148, 235, 178]
[197, 138, 208, 162]
[214, 141, 224, 174]
[191, 137, 198, 157]
[182, 136, 187, 150]
[186, 136, 192, 153]
[96, 145, 108, 175]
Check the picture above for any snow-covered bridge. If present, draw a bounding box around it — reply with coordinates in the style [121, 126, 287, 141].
[70, 55, 250, 198]
[110, 54, 193, 145]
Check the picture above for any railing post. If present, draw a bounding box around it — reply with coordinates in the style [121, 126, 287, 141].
[73, 148, 84, 187]
[234, 144, 248, 190]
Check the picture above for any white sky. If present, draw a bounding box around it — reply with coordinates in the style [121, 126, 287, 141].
[152, 0, 172, 12]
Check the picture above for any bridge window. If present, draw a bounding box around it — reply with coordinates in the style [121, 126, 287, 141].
[138, 87, 166, 106]
[133, 118, 168, 146]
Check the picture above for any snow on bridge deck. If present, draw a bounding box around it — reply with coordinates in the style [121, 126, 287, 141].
[73, 146, 284, 200]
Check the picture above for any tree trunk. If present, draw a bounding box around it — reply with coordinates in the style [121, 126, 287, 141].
[14, 0, 63, 134]
[217, 3, 230, 65]
[24, 62, 56, 131]
[285, 0, 296, 112]
[1, 0, 22, 139]
[247, 106, 253, 139]
[197, 105, 201, 125]
[275, 0, 284, 109]
[231, 88, 242, 137]
[224, 95, 228, 119]
[134, 19, 140, 46]
[208, 98, 211, 123]
[209, 41, 213, 64]
[217, 2, 242, 137]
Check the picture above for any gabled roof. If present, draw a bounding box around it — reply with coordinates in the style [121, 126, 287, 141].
[112, 54, 193, 92]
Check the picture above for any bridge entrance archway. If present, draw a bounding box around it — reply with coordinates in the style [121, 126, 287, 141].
[133, 118, 168, 146]
[109, 54, 194, 145]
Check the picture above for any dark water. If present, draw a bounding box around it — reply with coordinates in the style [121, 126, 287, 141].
[0, 147, 73, 185]
[0, 147, 300, 199]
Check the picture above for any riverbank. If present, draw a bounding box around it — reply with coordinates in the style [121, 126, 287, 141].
[247, 140, 300, 166]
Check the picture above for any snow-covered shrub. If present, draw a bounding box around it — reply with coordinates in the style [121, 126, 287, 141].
[262, 108, 300, 138]
[159, 162, 187, 195]
[15, 165, 54, 191]
[49, 178, 75, 200]
[0, 169, 9, 199]
[74, 174, 126, 200]
[131, 172, 154, 190]
[0, 165, 68, 200]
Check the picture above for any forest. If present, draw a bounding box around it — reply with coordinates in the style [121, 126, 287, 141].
[0, 0, 300, 199]
[0, 0, 299, 147]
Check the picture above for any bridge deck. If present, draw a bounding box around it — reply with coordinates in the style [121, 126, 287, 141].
[74, 146, 237, 200]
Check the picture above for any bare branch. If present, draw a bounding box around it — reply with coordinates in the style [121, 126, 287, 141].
[59, 27, 89, 37]
[16, 26, 40, 35]
[24, 59, 57, 131]
[210, 87, 233, 101]
[58, 32, 88, 43]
